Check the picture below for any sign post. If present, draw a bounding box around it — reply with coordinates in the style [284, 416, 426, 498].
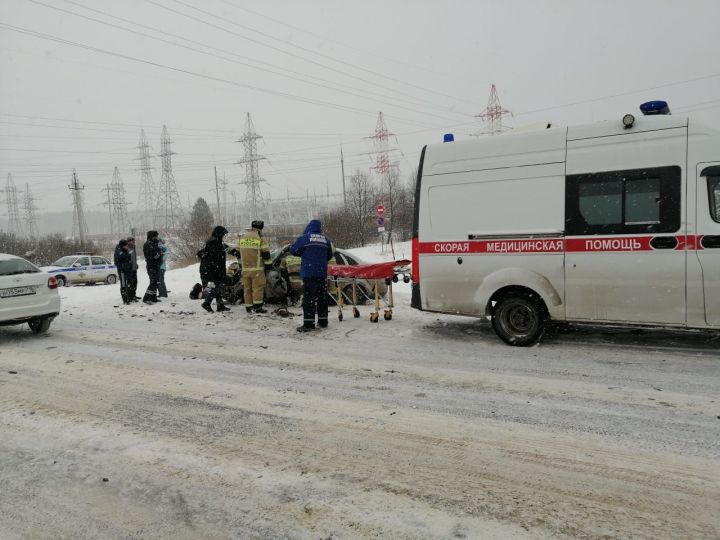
[376, 205, 386, 252]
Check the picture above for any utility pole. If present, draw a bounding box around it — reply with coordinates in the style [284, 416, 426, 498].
[109, 166, 130, 236]
[369, 112, 398, 252]
[136, 129, 156, 230]
[22, 183, 39, 239]
[68, 169, 88, 245]
[213, 166, 222, 224]
[220, 171, 228, 224]
[2, 173, 23, 237]
[103, 184, 114, 236]
[237, 113, 267, 221]
[156, 125, 184, 231]
[340, 144, 347, 206]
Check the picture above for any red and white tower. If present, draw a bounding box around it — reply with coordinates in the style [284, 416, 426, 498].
[474, 84, 513, 136]
[369, 112, 396, 176]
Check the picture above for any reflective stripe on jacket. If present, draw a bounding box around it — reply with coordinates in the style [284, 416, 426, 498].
[238, 228, 270, 272]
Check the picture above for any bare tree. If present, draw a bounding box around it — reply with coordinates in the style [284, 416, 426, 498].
[392, 167, 417, 241]
[380, 168, 400, 242]
[346, 169, 377, 246]
[321, 207, 355, 248]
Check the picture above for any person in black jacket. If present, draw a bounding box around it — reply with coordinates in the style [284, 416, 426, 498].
[142, 230, 163, 304]
[113, 239, 133, 304]
[126, 236, 140, 301]
[200, 225, 231, 313]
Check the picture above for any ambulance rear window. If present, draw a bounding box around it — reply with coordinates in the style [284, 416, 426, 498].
[566, 166, 680, 235]
[709, 176, 720, 223]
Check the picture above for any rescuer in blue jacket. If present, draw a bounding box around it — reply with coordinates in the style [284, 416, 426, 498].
[290, 219, 334, 332]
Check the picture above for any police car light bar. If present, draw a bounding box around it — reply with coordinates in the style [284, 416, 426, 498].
[639, 100, 671, 115]
[443, 133, 454, 142]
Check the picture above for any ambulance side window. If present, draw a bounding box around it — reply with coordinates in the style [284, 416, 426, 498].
[708, 176, 720, 223]
[566, 166, 681, 235]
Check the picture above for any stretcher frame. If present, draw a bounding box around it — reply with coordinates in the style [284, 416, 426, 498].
[327, 260, 411, 323]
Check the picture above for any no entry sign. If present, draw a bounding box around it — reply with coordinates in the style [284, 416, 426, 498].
[376, 204, 385, 216]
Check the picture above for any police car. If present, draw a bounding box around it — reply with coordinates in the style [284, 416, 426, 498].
[0, 253, 60, 334]
[41, 254, 118, 287]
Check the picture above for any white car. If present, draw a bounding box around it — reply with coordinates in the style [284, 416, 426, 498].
[42, 254, 118, 287]
[0, 254, 61, 334]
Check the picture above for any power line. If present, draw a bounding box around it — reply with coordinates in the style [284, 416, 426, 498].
[49, 0, 467, 122]
[218, 0, 470, 87]
[0, 22, 432, 127]
[150, 0, 474, 116]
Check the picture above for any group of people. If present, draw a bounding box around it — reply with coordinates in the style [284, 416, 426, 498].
[198, 219, 334, 332]
[113, 231, 169, 305]
[113, 219, 334, 333]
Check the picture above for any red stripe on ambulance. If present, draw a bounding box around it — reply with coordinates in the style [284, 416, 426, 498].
[419, 235, 704, 254]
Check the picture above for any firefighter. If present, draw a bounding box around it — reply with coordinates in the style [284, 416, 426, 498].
[279, 251, 303, 305]
[290, 219, 334, 332]
[237, 220, 271, 314]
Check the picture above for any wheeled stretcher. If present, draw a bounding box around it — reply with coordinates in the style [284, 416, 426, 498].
[327, 259, 411, 322]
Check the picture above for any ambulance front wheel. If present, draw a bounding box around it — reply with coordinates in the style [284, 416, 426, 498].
[491, 292, 547, 347]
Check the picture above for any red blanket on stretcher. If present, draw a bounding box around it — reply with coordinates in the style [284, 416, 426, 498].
[327, 259, 411, 280]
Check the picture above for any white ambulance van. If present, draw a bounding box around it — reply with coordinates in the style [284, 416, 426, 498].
[411, 102, 720, 346]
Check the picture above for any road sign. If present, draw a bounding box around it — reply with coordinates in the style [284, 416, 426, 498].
[377, 216, 385, 226]
[376, 204, 385, 216]
[377, 226, 385, 233]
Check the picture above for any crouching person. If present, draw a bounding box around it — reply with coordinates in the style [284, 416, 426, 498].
[113, 238, 133, 304]
[200, 226, 231, 313]
[291, 219, 333, 332]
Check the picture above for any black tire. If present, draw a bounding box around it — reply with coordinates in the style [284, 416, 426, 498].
[491, 292, 547, 346]
[55, 276, 66, 287]
[28, 316, 52, 334]
[105, 274, 117, 285]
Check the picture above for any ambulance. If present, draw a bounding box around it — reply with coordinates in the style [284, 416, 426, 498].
[411, 101, 720, 345]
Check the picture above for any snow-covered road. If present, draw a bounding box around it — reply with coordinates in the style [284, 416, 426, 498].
[1, 250, 719, 539]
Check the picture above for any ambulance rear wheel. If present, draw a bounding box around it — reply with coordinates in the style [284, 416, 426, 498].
[492, 292, 546, 346]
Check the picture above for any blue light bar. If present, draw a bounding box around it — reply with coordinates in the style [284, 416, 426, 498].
[443, 133, 454, 142]
[640, 100, 671, 115]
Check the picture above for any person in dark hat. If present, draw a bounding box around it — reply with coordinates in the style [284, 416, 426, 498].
[200, 225, 231, 313]
[113, 238, 132, 304]
[142, 230, 163, 304]
[237, 220, 271, 314]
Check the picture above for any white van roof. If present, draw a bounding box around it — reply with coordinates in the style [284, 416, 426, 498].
[567, 115, 687, 140]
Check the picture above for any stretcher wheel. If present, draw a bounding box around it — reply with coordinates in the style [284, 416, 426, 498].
[370, 312, 379, 323]
[384, 310, 392, 321]
[353, 307, 360, 318]
[338, 311, 343, 322]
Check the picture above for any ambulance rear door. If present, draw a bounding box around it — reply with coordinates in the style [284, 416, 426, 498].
[564, 124, 687, 325]
[697, 165, 720, 325]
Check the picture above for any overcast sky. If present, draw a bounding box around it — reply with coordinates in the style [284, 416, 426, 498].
[1, 0, 719, 219]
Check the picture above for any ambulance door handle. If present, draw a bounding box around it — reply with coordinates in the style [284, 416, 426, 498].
[650, 236, 678, 250]
[701, 235, 720, 249]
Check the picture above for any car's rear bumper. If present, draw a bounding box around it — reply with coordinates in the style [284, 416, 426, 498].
[0, 294, 61, 325]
